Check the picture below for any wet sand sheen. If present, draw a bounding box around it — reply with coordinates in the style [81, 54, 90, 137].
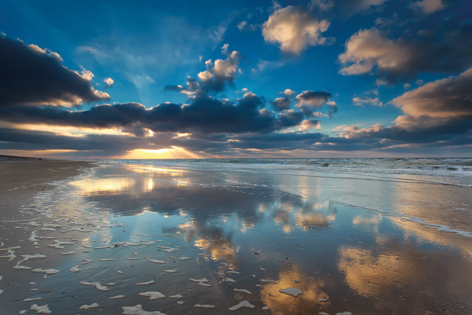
[0, 161, 471, 314]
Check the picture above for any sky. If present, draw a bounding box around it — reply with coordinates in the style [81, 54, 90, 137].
[0, 0, 471, 159]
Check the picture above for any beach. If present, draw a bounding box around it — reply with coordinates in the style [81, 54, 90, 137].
[0, 159, 471, 314]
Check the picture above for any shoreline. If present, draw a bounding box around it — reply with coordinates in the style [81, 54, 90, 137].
[0, 160, 95, 220]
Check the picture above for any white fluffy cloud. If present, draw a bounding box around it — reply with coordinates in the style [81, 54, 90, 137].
[103, 77, 114, 87]
[262, 5, 331, 54]
[284, 89, 295, 96]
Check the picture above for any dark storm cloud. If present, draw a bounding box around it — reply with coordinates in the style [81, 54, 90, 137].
[0, 92, 303, 134]
[0, 35, 110, 107]
[271, 97, 291, 111]
[339, 20, 472, 83]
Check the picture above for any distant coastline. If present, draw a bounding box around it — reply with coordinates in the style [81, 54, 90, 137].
[0, 154, 46, 161]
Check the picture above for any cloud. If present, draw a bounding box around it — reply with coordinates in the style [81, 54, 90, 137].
[334, 68, 472, 146]
[0, 92, 304, 134]
[353, 96, 382, 106]
[410, 0, 444, 14]
[251, 59, 284, 73]
[0, 35, 110, 107]
[391, 68, 472, 119]
[103, 78, 114, 87]
[272, 97, 292, 111]
[311, 0, 390, 15]
[299, 119, 321, 130]
[284, 89, 295, 96]
[295, 91, 332, 108]
[237, 21, 258, 32]
[262, 5, 331, 54]
[176, 44, 242, 93]
[338, 23, 472, 83]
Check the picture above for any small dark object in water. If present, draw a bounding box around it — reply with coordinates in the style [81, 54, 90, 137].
[322, 163, 329, 167]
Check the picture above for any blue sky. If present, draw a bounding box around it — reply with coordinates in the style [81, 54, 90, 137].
[0, 0, 471, 158]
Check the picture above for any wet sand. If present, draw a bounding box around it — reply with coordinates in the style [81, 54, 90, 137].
[1, 162, 471, 314]
[0, 160, 94, 218]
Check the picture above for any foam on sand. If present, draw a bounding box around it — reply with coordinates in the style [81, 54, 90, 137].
[30, 304, 51, 314]
[136, 280, 155, 285]
[227, 270, 240, 274]
[139, 291, 166, 300]
[32, 268, 61, 275]
[224, 277, 236, 283]
[79, 303, 99, 310]
[279, 287, 303, 297]
[228, 300, 255, 311]
[234, 288, 252, 294]
[79, 281, 109, 291]
[14, 254, 46, 270]
[190, 278, 209, 283]
[170, 256, 191, 260]
[195, 304, 215, 309]
[189, 277, 211, 286]
[122, 304, 166, 315]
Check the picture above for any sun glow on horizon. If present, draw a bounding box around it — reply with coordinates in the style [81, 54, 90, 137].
[119, 146, 204, 159]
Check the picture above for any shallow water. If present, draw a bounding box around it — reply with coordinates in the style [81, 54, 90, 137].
[1, 163, 472, 314]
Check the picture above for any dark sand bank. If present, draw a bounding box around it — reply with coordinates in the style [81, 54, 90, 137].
[0, 155, 46, 161]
